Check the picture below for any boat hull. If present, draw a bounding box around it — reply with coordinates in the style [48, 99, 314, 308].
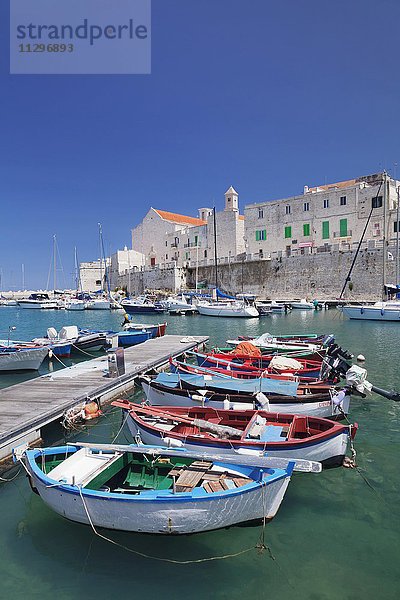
[23, 450, 291, 534]
[342, 306, 400, 321]
[18, 301, 59, 309]
[141, 380, 350, 418]
[0, 347, 49, 371]
[197, 303, 259, 317]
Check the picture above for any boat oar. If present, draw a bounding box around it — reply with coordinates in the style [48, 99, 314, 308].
[67, 441, 322, 473]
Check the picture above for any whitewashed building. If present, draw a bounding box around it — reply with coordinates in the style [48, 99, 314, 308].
[131, 187, 245, 268]
[245, 172, 400, 258]
[109, 247, 145, 290]
[79, 258, 111, 293]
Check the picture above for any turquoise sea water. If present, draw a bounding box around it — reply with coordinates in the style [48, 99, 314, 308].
[0, 307, 399, 600]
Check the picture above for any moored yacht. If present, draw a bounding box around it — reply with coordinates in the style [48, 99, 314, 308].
[18, 294, 59, 309]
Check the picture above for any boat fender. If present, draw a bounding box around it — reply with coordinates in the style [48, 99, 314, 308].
[223, 398, 231, 410]
[381, 308, 385, 316]
[164, 437, 184, 448]
[357, 354, 366, 362]
[48, 348, 53, 359]
[360, 307, 364, 314]
[83, 401, 102, 420]
[332, 390, 346, 406]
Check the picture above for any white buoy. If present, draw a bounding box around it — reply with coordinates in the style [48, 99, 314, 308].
[357, 354, 366, 362]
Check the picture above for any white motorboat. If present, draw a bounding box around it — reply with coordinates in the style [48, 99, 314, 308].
[342, 300, 400, 321]
[18, 293, 59, 309]
[65, 299, 86, 311]
[85, 298, 111, 310]
[164, 294, 197, 314]
[196, 300, 259, 318]
[290, 299, 315, 310]
[0, 298, 18, 306]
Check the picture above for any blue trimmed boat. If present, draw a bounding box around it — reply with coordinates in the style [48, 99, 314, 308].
[18, 443, 295, 534]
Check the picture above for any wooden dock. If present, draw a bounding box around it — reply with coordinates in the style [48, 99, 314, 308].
[0, 334, 208, 465]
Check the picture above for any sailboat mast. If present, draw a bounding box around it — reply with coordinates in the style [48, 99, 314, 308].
[98, 223, 104, 292]
[382, 171, 387, 300]
[53, 234, 56, 292]
[213, 207, 218, 300]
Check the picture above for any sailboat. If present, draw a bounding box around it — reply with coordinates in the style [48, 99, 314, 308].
[196, 208, 259, 318]
[85, 224, 111, 310]
[65, 248, 86, 311]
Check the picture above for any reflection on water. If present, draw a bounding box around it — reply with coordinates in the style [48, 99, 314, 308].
[0, 307, 399, 599]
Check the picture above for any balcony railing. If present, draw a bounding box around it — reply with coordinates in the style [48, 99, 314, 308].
[333, 230, 352, 238]
[184, 242, 201, 248]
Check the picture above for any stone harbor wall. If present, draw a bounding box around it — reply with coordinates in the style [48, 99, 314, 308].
[186, 247, 397, 301]
[118, 265, 186, 295]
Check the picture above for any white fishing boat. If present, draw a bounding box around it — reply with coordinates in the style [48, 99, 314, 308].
[120, 403, 357, 468]
[197, 300, 259, 318]
[291, 299, 315, 310]
[18, 293, 59, 309]
[140, 376, 351, 419]
[0, 345, 49, 371]
[18, 442, 295, 534]
[342, 300, 400, 321]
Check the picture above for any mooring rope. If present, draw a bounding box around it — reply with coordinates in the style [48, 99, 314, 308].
[0, 466, 22, 482]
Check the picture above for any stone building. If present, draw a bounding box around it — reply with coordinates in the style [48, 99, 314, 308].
[79, 258, 111, 292]
[109, 247, 145, 290]
[131, 187, 245, 268]
[131, 208, 207, 268]
[245, 172, 400, 259]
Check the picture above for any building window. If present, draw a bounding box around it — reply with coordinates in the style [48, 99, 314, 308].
[340, 196, 347, 206]
[258, 209, 264, 219]
[95, 280, 101, 286]
[322, 221, 330, 239]
[255, 230, 266, 241]
[304, 202, 310, 212]
[285, 206, 291, 215]
[394, 222, 399, 233]
[194, 235, 198, 245]
[165, 241, 168, 246]
[372, 196, 383, 208]
[284, 226, 292, 239]
[185, 252, 190, 260]
[204, 250, 207, 258]
[303, 223, 310, 237]
[165, 254, 168, 260]
[323, 199, 329, 209]
[372, 222, 381, 237]
[339, 218, 348, 237]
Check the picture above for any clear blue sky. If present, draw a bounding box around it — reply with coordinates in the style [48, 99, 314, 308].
[1, 0, 400, 289]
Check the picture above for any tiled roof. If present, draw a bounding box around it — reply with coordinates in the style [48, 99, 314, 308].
[307, 178, 357, 192]
[154, 209, 206, 226]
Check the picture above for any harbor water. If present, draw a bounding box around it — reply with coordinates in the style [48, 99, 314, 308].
[0, 307, 399, 599]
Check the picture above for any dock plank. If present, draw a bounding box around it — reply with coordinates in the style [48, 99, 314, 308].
[0, 335, 208, 462]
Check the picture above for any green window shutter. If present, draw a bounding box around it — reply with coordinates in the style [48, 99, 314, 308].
[339, 218, 348, 237]
[284, 226, 292, 239]
[303, 223, 310, 237]
[255, 231, 259, 241]
[262, 229, 266, 240]
[322, 221, 330, 240]
[194, 235, 198, 245]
